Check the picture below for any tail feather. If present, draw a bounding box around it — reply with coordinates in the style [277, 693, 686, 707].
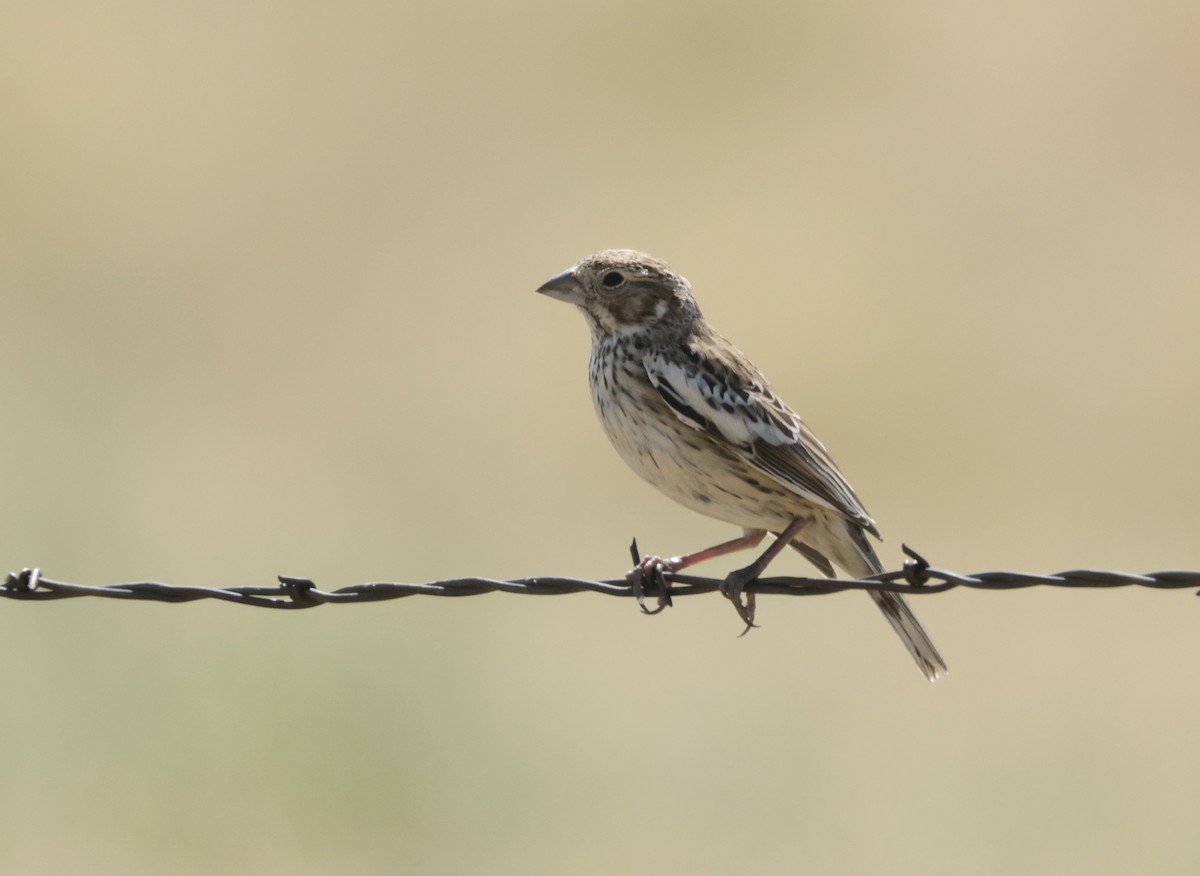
[866, 589, 947, 682]
[794, 518, 948, 682]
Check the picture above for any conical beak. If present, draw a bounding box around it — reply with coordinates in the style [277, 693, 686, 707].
[536, 268, 585, 305]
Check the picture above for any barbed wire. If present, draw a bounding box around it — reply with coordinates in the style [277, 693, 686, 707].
[4, 545, 1198, 611]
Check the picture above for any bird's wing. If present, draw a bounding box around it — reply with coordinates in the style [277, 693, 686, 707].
[642, 340, 878, 536]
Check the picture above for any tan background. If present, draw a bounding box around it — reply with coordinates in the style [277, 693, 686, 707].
[3, 1, 1199, 873]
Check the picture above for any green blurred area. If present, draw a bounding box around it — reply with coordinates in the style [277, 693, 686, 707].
[3, 1, 1199, 873]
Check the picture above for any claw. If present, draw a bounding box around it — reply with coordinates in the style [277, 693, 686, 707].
[732, 590, 759, 637]
[625, 553, 678, 615]
[721, 567, 760, 633]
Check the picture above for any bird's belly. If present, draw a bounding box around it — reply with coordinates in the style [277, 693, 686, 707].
[591, 379, 799, 532]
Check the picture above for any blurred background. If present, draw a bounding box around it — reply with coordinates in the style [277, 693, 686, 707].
[3, 1, 1199, 872]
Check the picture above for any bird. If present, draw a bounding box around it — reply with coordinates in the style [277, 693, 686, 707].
[536, 249, 946, 681]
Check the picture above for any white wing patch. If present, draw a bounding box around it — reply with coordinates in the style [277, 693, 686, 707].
[642, 353, 798, 447]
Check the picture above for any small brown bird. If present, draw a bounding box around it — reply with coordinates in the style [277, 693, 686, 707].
[537, 249, 946, 681]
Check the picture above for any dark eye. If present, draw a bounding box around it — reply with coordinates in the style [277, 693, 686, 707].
[600, 271, 625, 289]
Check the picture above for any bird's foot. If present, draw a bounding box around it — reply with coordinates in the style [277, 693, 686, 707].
[625, 551, 679, 615]
[720, 565, 760, 635]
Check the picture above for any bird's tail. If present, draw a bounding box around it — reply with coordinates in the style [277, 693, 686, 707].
[804, 523, 948, 682]
[866, 589, 947, 682]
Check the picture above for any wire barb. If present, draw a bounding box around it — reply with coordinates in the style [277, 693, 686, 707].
[5, 556, 1200, 609]
[901, 544, 932, 585]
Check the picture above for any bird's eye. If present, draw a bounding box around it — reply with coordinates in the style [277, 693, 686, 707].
[600, 271, 625, 289]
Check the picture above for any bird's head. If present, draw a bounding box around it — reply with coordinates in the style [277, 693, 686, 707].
[537, 249, 700, 339]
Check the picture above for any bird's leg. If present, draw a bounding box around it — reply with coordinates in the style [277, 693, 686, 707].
[721, 516, 812, 631]
[627, 530, 766, 615]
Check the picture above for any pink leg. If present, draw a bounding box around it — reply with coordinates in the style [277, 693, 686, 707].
[626, 529, 766, 614]
[720, 516, 812, 630]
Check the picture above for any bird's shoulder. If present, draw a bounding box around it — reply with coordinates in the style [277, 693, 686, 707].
[643, 323, 804, 445]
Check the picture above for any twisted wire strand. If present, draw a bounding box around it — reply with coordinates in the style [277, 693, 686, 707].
[5, 546, 1198, 610]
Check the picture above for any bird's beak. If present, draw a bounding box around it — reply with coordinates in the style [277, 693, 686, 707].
[536, 268, 585, 305]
